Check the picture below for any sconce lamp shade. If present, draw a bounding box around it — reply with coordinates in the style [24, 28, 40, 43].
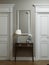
[15, 29, 22, 35]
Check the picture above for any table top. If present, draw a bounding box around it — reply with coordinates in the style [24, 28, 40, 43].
[15, 43, 33, 47]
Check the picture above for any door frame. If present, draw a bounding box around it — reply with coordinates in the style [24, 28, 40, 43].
[0, 4, 15, 60]
[35, 5, 49, 60]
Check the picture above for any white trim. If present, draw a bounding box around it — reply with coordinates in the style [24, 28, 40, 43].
[35, 5, 49, 60]
[16, 10, 31, 34]
[9, 8, 13, 60]
[11, 57, 32, 61]
[34, 56, 49, 61]
[9, 4, 15, 60]
[0, 4, 15, 60]
[17, 10, 19, 29]
[28, 11, 30, 34]
[0, 57, 9, 60]
[35, 13, 39, 60]
[0, 4, 15, 12]
[33, 4, 49, 6]
[35, 5, 49, 13]
[34, 57, 38, 61]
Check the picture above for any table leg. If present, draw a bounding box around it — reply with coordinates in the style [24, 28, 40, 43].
[32, 44, 34, 62]
[15, 43, 16, 62]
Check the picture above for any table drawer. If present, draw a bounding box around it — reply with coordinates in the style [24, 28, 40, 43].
[15, 43, 33, 47]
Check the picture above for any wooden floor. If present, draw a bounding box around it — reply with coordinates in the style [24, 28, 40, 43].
[0, 60, 49, 65]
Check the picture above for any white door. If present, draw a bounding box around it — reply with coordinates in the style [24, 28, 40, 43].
[0, 13, 10, 60]
[36, 13, 49, 60]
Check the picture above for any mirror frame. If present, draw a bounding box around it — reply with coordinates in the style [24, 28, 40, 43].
[16, 10, 31, 35]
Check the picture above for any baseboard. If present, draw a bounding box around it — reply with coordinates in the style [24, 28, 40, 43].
[0, 57, 8, 60]
[11, 57, 32, 61]
[33, 57, 49, 61]
[34, 57, 38, 61]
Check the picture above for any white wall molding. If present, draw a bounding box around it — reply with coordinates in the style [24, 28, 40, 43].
[0, 4, 15, 12]
[35, 5, 49, 13]
[8, 4, 15, 60]
[0, 4, 15, 60]
[33, 4, 49, 6]
[35, 5, 49, 60]
[11, 57, 32, 61]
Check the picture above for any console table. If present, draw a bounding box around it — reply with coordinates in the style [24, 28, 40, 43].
[14, 43, 33, 61]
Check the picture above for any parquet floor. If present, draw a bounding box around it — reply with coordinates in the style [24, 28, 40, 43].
[0, 60, 49, 65]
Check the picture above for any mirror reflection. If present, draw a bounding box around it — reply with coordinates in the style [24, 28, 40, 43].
[16, 10, 31, 34]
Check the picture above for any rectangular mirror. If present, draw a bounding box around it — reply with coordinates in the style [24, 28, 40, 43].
[16, 10, 31, 34]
